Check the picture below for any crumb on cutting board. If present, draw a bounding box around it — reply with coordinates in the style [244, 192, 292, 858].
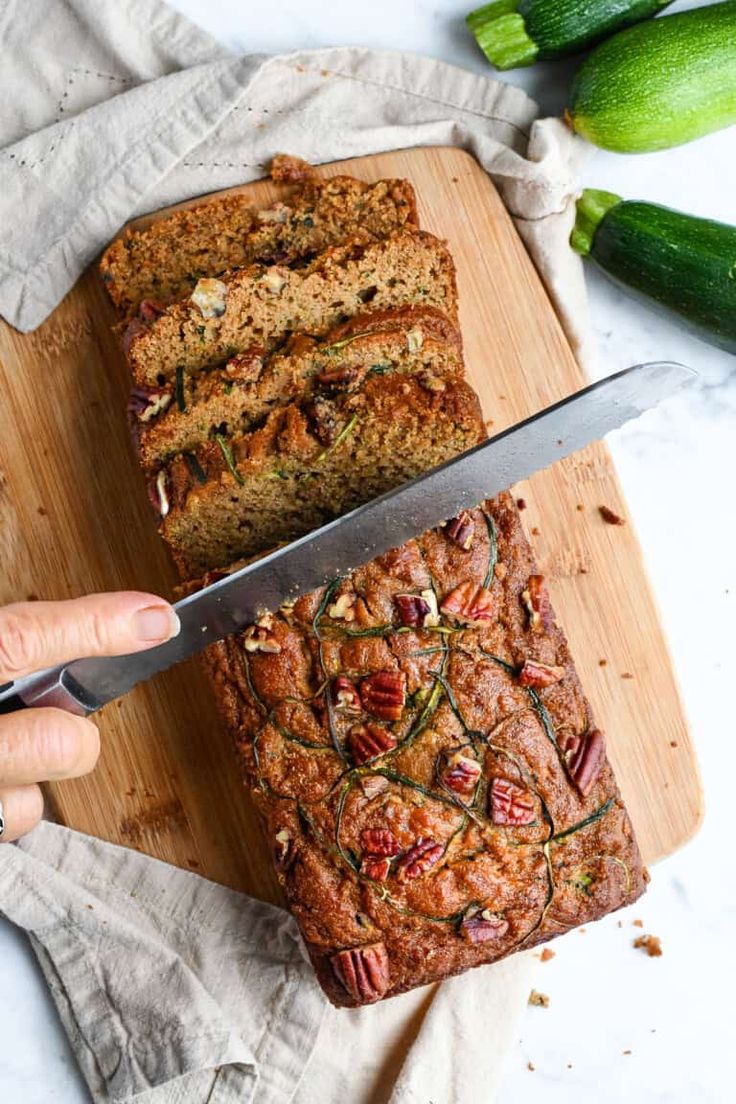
[527, 1062, 535, 1072]
[599, 505, 626, 526]
[632, 918, 644, 928]
[528, 990, 550, 1008]
[540, 948, 556, 962]
[516, 497, 527, 510]
[634, 934, 662, 957]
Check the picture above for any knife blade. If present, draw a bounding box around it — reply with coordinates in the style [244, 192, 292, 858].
[0, 360, 694, 716]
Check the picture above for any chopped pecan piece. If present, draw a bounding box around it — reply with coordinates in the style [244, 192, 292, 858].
[273, 829, 291, 869]
[441, 750, 481, 796]
[243, 621, 282, 654]
[444, 511, 475, 550]
[330, 942, 389, 1004]
[490, 778, 535, 826]
[517, 659, 566, 689]
[128, 386, 172, 424]
[633, 934, 662, 957]
[327, 592, 356, 622]
[460, 906, 509, 944]
[348, 723, 397, 764]
[406, 327, 424, 352]
[440, 581, 494, 623]
[395, 837, 443, 881]
[138, 298, 167, 323]
[332, 675, 362, 713]
[262, 266, 288, 295]
[528, 990, 550, 1008]
[394, 590, 439, 628]
[360, 856, 391, 882]
[521, 574, 551, 634]
[304, 396, 339, 445]
[360, 671, 406, 721]
[147, 469, 171, 520]
[563, 729, 606, 795]
[360, 774, 390, 799]
[360, 828, 401, 857]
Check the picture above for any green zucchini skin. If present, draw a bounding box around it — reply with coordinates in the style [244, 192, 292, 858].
[573, 192, 736, 354]
[466, 0, 672, 70]
[522, 0, 672, 58]
[568, 2, 736, 152]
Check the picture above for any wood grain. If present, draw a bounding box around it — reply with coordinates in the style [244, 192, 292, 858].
[0, 148, 702, 897]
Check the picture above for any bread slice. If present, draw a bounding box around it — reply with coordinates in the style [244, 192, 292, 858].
[125, 230, 458, 388]
[132, 306, 462, 472]
[152, 373, 484, 577]
[101, 174, 417, 321]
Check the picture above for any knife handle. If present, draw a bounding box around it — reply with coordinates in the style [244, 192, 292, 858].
[0, 669, 95, 716]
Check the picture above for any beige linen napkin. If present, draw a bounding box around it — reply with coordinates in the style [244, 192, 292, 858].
[0, 2, 593, 1101]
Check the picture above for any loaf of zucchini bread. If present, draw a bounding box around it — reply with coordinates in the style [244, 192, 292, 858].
[198, 495, 646, 1006]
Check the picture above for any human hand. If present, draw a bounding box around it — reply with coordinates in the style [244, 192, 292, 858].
[0, 593, 180, 842]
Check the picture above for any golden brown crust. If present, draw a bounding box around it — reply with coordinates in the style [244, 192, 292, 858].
[198, 495, 646, 1006]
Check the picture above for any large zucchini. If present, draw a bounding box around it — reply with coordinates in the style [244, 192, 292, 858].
[567, 2, 736, 152]
[571, 189, 736, 353]
[466, 0, 672, 70]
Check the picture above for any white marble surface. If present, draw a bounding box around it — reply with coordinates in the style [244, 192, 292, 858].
[1, 1, 734, 1100]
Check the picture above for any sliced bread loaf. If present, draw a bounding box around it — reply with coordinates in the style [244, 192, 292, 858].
[125, 230, 458, 388]
[101, 174, 417, 321]
[132, 306, 462, 472]
[152, 373, 484, 577]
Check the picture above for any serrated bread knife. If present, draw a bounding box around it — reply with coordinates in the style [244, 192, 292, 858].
[0, 361, 694, 717]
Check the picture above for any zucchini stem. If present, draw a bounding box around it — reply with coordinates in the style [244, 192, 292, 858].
[570, 188, 622, 257]
[466, 1, 539, 70]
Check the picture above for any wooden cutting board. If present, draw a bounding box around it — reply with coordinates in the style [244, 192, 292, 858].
[0, 147, 702, 898]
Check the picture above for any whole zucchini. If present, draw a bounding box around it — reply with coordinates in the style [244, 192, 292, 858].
[567, 2, 736, 152]
[571, 189, 736, 353]
[466, 0, 672, 70]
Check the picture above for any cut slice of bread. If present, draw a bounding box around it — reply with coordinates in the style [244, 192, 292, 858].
[132, 306, 463, 472]
[152, 373, 484, 577]
[125, 230, 458, 389]
[101, 174, 417, 321]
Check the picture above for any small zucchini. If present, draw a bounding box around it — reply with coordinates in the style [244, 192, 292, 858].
[571, 189, 736, 354]
[567, 2, 736, 152]
[466, 0, 672, 70]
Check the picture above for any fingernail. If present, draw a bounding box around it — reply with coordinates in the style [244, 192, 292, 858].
[133, 605, 181, 643]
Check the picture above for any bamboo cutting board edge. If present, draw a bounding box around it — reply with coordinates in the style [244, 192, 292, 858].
[0, 147, 702, 898]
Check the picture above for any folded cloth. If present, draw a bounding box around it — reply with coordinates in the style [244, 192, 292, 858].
[0, 1, 588, 1100]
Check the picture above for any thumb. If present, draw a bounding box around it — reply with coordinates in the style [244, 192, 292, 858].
[0, 593, 180, 682]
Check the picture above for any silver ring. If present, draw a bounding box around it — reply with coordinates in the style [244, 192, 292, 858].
[0, 799, 5, 839]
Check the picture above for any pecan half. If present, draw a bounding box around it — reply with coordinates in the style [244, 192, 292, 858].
[460, 906, 509, 945]
[348, 723, 397, 764]
[490, 778, 535, 826]
[394, 589, 439, 628]
[360, 671, 406, 721]
[563, 729, 606, 795]
[395, 838, 443, 881]
[360, 828, 401, 857]
[444, 511, 475, 550]
[521, 575, 551, 634]
[327, 592, 356, 622]
[441, 750, 481, 796]
[243, 621, 282, 654]
[517, 659, 565, 689]
[440, 581, 494, 623]
[332, 675, 362, 713]
[360, 856, 391, 882]
[331, 942, 389, 1004]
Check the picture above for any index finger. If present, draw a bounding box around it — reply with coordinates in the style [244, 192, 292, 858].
[0, 593, 180, 682]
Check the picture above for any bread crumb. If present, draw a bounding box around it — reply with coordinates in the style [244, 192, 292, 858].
[517, 497, 527, 510]
[576, 503, 584, 512]
[599, 658, 607, 667]
[527, 1062, 535, 1072]
[528, 990, 549, 1008]
[567, 1063, 573, 1069]
[37, 506, 48, 516]
[578, 927, 587, 934]
[599, 505, 626, 526]
[670, 740, 678, 748]
[632, 919, 643, 928]
[634, 934, 662, 957]
[621, 672, 635, 680]
[540, 948, 556, 962]
[617, 920, 623, 928]
[531, 526, 540, 536]
[623, 1050, 632, 1056]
